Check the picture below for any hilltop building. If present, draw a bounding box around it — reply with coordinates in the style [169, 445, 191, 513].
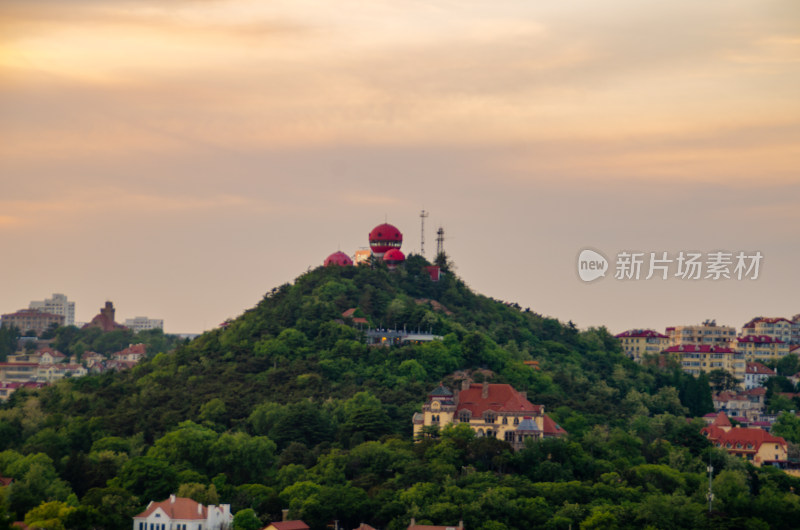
[413, 382, 566, 450]
[354, 248, 372, 265]
[132, 495, 232, 530]
[384, 248, 406, 270]
[324, 251, 354, 267]
[29, 293, 75, 326]
[84, 302, 127, 332]
[365, 328, 441, 346]
[615, 329, 669, 362]
[1, 309, 64, 337]
[368, 223, 403, 259]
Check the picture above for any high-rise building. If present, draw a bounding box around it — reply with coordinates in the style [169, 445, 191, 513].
[733, 335, 789, 363]
[664, 344, 746, 383]
[741, 317, 792, 344]
[29, 293, 75, 327]
[665, 320, 736, 347]
[123, 317, 164, 333]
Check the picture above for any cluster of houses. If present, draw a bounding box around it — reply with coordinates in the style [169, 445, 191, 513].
[617, 316, 800, 384]
[131, 495, 464, 530]
[0, 342, 147, 401]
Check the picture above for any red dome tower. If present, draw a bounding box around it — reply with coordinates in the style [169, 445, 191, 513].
[324, 251, 353, 267]
[368, 223, 403, 258]
[383, 248, 405, 270]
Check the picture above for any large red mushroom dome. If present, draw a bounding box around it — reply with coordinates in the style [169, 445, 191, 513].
[369, 223, 403, 256]
[324, 251, 353, 267]
[383, 248, 405, 269]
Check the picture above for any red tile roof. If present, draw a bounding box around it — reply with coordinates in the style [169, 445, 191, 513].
[456, 384, 541, 416]
[702, 425, 787, 454]
[37, 347, 65, 357]
[134, 497, 206, 520]
[266, 522, 310, 530]
[743, 317, 790, 328]
[664, 345, 735, 353]
[0, 476, 12, 487]
[541, 414, 568, 437]
[615, 329, 668, 339]
[746, 362, 776, 376]
[712, 411, 731, 427]
[408, 525, 463, 530]
[714, 387, 766, 403]
[116, 343, 146, 356]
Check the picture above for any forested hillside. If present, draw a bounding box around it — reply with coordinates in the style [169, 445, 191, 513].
[1, 255, 799, 529]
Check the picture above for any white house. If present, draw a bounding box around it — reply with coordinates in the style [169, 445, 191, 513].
[132, 495, 232, 530]
[744, 362, 775, 390]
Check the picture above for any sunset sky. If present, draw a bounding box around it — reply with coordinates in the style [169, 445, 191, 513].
[2, 0, 799, 334]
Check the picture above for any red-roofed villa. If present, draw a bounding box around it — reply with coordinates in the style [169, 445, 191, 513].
[413, 382, 566, 450]
[701, 412, 787, 467]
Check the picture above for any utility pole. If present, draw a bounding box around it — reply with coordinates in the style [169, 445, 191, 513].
[419, 210, 429, 257]
[707, 457, 714, 514]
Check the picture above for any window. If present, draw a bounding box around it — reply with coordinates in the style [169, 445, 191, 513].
[458, 411, 470, 423]
[504, 431, 514, 442]
[513, 417, 519, 426]
[502, 416, 508, 425]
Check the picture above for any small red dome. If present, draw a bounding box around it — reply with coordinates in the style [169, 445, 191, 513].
[369, 223, 403, 254]
[383, 249, 405, 264]
[324, 251, 353, 267]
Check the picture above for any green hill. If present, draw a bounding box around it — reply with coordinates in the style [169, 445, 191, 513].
[1, 255, 798, 530]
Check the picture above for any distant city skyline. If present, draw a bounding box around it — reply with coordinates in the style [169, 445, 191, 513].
[2, 0, 798, 334]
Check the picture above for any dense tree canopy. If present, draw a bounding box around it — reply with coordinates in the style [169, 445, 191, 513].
[0, 257, 793, 529]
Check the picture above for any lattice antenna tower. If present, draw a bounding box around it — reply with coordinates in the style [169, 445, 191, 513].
[436, 226, 445, 256]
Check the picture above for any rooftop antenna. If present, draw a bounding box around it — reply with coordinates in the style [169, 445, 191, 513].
[419, 210, 429, 256]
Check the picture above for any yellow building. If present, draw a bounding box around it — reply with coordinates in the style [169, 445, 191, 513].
[412, 382, 566, 450]
[733, 335, 789, 363]
[615, 329, 669, 362]
[665, 321, 736, 347]
[741, 317, 792, 344]
[663, 344, 745, 383]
